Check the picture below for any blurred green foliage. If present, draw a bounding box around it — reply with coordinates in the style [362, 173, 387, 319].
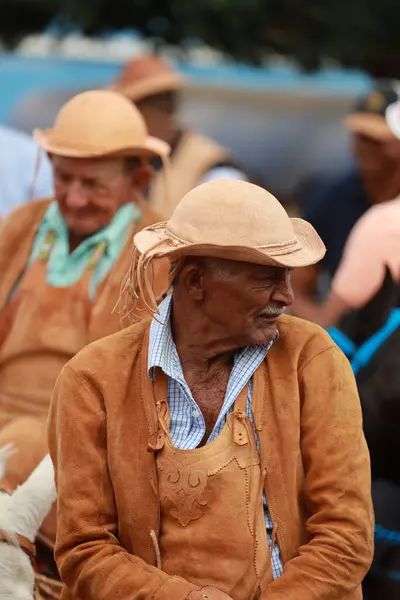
[1, 0, 400, 76]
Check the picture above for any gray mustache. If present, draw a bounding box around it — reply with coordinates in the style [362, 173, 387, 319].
[256, 305, 285, 317]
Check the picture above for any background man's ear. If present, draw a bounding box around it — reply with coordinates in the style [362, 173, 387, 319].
[132, 163, 153, 191]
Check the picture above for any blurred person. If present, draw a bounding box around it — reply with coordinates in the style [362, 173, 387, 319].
[292, 97, 400, 334]
[111, 54, 248, 218]
[354, 102, 400, 600]
[0, 124, 53, 217]
[292, 195, 400, 331]
[293, 100, 400, 600]
[0, 89, 169, 551]
[292, 81, 400, 313]
[49, 179, 372, 600]
[291, 96, 400, 482]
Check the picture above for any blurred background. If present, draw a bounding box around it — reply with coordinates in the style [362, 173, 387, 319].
[2, 3, 400, 599]
[2, 0, 394, 203]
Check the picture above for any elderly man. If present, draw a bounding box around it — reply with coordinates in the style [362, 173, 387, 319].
[0, 89, 169, 499]
[111, 55, 248, 218]
[49, 179, 373, 600]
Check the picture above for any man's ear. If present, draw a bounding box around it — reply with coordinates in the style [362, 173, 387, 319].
[132, 163, 153, 191]
[178, 261, 206, 301]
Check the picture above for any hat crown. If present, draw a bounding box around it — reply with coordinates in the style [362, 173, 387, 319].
[114, 55, 174, 87]
[51, 90, 148, 152]
[167, 180, 295, 248]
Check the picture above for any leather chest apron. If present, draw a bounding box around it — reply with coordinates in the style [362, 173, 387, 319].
[0, 230, 106, 423]
[153, 371, 273, 600]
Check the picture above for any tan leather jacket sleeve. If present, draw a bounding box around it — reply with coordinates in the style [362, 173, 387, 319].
[47, 365, 200, 600]
[264, 346, 374, 600]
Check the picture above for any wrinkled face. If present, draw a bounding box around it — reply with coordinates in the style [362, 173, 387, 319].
[52, 155, 145, 237]
[180, 258, 294, 347]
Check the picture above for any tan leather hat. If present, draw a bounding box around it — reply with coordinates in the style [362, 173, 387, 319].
[134, 179, 325, 268]
[110, 54, 185, 103]
[33, 89, 170, 159]
[117, 180, 325, 321]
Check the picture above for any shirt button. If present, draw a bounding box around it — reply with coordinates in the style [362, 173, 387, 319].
[192, 410, 201, 419]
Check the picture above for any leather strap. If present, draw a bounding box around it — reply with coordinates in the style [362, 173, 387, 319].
[0, 529, 36, 565]
[232, 385, 250, 446]
[149, 368, 171, 452]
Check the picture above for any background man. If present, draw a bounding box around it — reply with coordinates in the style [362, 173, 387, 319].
[293, 81, 400, 312]
[111, 54, 248, 217]
[0, 89, 169, 544]
[293, 96, 400, 332]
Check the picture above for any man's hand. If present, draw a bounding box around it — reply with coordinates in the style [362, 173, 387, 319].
[188, 586, 233, 600]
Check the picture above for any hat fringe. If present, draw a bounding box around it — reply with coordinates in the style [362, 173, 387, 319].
[114, 236, 180, 325]
[113, 150, 172, 324]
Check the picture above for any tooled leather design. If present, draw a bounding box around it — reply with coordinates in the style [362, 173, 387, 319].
[157, 457, 210, 526]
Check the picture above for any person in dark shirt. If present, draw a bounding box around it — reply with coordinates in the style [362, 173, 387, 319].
[302, 169, 370, 280]
[292, 81, 400, 312]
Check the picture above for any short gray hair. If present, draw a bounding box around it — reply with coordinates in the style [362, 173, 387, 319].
[171, 257, 236, 287]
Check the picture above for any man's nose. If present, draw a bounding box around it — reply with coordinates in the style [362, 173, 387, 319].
[272, 272, 295, 307]
[64, 181, 88, 209]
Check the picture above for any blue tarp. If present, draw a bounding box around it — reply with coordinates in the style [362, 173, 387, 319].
[0, 55, 120, 123]
[328, 308, 400, 375]
[0, 53, 372, 124]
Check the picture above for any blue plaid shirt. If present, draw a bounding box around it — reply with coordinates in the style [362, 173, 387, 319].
[148, 294, 283, 579]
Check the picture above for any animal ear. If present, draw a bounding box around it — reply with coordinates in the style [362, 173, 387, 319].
[10, 454, 57, 542]
[0, 442, 17, 481]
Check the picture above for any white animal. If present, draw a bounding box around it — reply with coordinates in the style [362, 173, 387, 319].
[0, 447, 56, 600]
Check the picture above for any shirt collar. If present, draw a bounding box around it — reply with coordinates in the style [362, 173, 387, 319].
[148, 293, 279, 380]
[148, 294, 178, 380]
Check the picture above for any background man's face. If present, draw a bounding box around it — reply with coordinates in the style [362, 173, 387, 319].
[52, 155, 141, 238]
[136, 93, 177, 144]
